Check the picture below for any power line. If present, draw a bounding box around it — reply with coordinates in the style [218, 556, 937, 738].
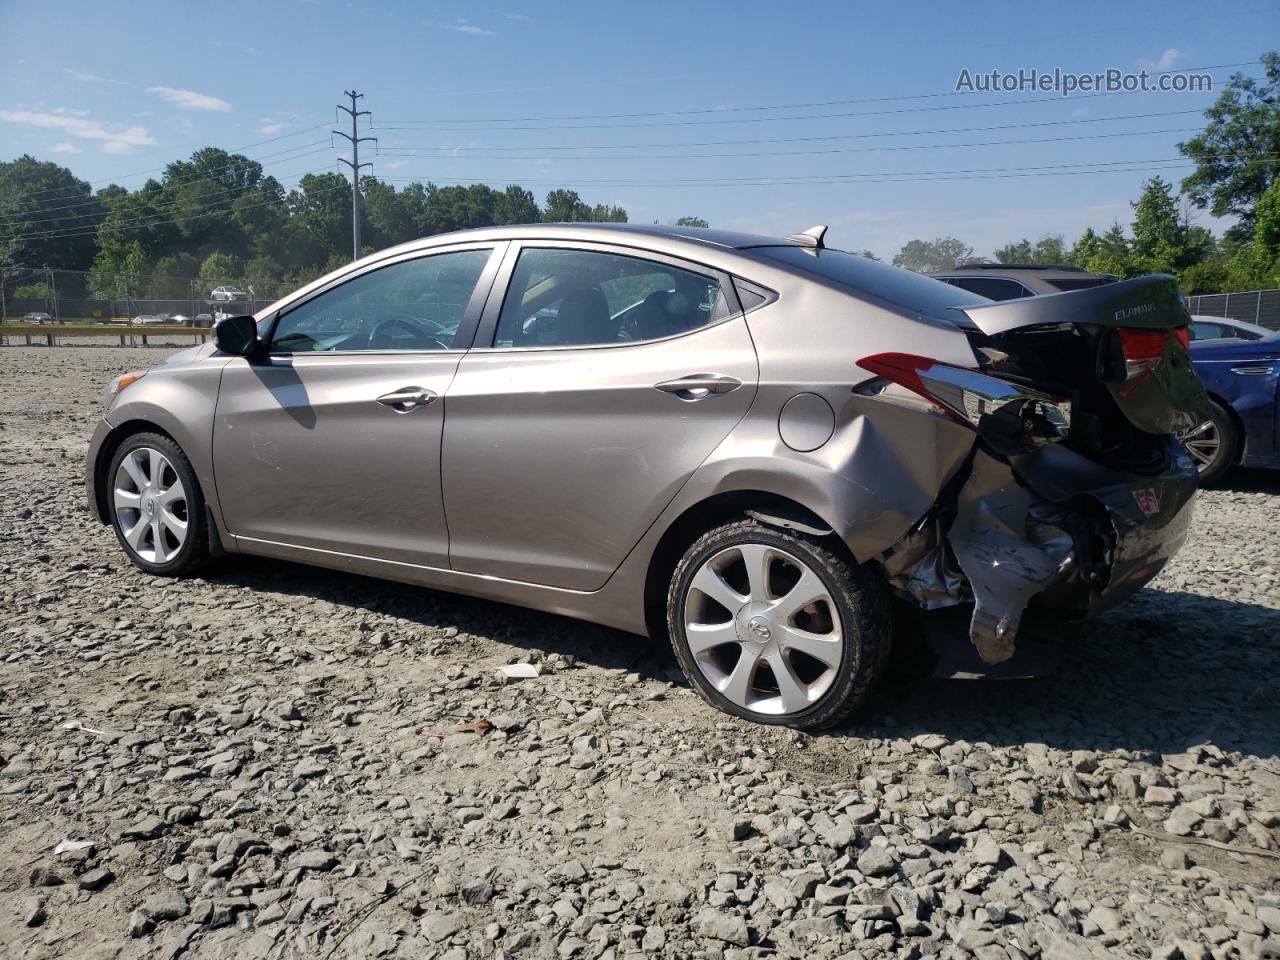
[6, 143, 335, 223]
[376, 126, 1200, 163]
[373, 63, 1254, 131]
[11, 122, 334, 203]
[9, 169, 352, 242]
[371, 107, 1207, 153]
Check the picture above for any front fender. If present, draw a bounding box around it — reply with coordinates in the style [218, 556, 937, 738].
[87, 359, 229, 534]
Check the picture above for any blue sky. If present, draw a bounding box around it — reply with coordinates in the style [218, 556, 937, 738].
[0, 0, 1274, 259]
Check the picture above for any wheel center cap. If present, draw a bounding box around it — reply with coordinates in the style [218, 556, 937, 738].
[142, 494, 155, 515]
[735, 602, 776, 648]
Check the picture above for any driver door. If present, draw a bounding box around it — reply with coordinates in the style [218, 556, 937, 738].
[212, 243, 501, 567]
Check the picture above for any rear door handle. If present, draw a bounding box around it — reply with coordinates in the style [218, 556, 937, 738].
[654, 374, 742, 401]
[376, 386, 438, 412]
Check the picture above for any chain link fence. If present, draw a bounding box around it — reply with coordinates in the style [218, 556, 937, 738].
[0, 267, 297, 324]
[1187, 288, 1280, 331]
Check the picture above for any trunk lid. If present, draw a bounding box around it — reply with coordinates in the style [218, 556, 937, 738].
[953, 275, 1210, 466]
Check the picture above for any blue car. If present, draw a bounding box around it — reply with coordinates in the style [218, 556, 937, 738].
[1185, 327, 1280, 483]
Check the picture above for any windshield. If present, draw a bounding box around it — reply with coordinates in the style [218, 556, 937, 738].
[751, 245, 988, 318]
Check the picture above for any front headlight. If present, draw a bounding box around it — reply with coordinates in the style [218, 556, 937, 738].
[105, 370, 147, 407]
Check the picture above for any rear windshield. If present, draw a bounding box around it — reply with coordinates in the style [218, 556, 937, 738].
[1045, 277, 1114, 292]
[752, 245, 988, 317]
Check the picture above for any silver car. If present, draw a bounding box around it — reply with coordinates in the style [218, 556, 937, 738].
[86, 224, 1208, 728]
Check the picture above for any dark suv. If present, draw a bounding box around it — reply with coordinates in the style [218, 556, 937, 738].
[928, 263, 1116, 301]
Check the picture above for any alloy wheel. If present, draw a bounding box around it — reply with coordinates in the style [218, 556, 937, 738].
[683, 542, 843, 716]
[1180, 418, 1221, 473]
[113, 447, 189, 564]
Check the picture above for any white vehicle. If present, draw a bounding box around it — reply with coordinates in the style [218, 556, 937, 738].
[210, 286, 247, 302]
[1187, 314, 1273, 342]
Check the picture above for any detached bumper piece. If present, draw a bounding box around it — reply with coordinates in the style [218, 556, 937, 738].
[878, 440, 1197, 678]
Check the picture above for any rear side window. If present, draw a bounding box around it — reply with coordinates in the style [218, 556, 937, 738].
[754, 246, 989, 316]
[494, 247, 729, 348]
[947, 277, 1031, 301]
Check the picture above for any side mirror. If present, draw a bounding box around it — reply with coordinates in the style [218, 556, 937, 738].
[213, 315, 263, 356]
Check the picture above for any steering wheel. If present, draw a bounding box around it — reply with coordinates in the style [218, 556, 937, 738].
[367, 315, 450, 351]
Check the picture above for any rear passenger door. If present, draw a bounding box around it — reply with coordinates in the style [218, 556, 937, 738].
[441, 242, 759, 591]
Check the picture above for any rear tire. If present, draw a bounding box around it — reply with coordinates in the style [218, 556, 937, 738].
[1182, 400, 1239, 486]
[107, 432, 209, 577]
[666, 519, 889, 729]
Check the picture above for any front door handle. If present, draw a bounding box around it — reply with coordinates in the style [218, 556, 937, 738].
[376, 386, 438, 412]
[654, 374, 742, 401]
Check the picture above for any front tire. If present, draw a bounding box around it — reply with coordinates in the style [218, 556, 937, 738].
[107, 432, 209, 577]
[666, 519, 889, 729]
[1182, 399, 1239, 485]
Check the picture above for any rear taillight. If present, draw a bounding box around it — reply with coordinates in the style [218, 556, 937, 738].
[1109, 326, 1188, 396]
[857, 352, 1070, 456]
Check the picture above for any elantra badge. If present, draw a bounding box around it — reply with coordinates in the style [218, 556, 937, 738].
[1132, 488, 1160, 517]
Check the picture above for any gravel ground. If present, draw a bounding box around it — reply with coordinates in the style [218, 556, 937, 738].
[1, 345, 1278, 960]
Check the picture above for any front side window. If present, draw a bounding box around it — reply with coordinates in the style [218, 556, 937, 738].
[271, 248, 491, 353]
[493, 247, 728, 348]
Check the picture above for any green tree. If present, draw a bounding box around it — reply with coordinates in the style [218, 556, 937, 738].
[1179, 52, 1280, 237]
[493, 186, 540, 225]
[198, 252, 243, 292]
[1130, 177, 1187, 273]
[1067, 227, 1103, 269]
[0, 155, 104, 272]
[993, 238, 1034, 263]
[286, 173, 352, 269]
[852, 249, 880, 261]
[892, 237, 975, 272]
[542, 189, 627, 223]
[675, 216, 709, 228]
[1032, 235, 1067, 263]
[1222, 177, 1280, 289]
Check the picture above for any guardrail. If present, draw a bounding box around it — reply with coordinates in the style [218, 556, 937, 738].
[0, 323, 211, 347]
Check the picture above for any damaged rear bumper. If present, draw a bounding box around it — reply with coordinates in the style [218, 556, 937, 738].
[877, 437, 1197, 677]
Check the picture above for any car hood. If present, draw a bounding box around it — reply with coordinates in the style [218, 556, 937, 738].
[162, 340, 219, 365]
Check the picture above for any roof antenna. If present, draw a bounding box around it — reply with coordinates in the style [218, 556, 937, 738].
[785, 224, 827, 249]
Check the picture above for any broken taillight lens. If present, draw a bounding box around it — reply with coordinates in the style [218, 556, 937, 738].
[1107, 326, 1189, 396]
[857, 352, 1070, 455]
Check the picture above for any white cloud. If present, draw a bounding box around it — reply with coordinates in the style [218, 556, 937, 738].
[260, 121, 285, 135]
[0, 109, 156, 154]
[384, 159, 407, 170]
[449, 19, 496, 35]
[146, 86, 232, 112]
[1146, 48, 1182, 71]
[51, 142, 83, 154]
[66, 69, 130, 86]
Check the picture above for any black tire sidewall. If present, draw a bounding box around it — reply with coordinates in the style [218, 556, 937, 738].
[666, 521, 885, 728]
[107, 433, 207, 576]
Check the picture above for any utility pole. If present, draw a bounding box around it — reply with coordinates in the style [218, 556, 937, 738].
[334, 90, 376, 261]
